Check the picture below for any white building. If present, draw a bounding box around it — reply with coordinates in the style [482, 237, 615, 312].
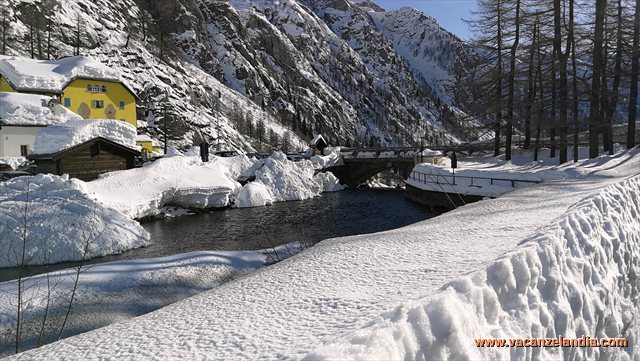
[0, 92, 80, 157]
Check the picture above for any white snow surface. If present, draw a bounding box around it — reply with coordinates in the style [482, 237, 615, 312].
[235, 152, 345, 207]
[236, 181, 273, 208]
[0, 248, 295, 357]
[85, 154, 249, 219]
[408, 147, 632, 197]
[31, 119, 139, 155]
[0, 92, 81, 126]
[0, 157, 25, 170]
[0, 174, 150, 268]
[0, 55, 122, 93]
[11, 149, 640, 360]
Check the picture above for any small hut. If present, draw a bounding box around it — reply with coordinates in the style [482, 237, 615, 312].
[310, 134, 328, 155]
[28, 119, 141, 181]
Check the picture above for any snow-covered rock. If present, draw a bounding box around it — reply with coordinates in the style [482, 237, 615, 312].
[2, 0, 475, 152]
[0, 174, 150, 268]
[31, 119, 139, 154]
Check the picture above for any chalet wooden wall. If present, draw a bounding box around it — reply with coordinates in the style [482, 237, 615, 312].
[59, 146, 128, 181]
[31, 139, 138, 181]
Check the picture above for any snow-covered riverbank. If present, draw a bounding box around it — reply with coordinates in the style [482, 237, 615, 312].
[0, 246, 301, 357]
[9, 148, 639, 360]
[0, 151, 343, 267]
[407, 146, 632, 197]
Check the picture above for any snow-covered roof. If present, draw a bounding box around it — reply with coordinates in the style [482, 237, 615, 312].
[0, 91, 81, 126]
[31, 119, 140, 155]
[135, 134, 153, 142]
[310, 134, 327, 147]
[0, 55, 131, 94]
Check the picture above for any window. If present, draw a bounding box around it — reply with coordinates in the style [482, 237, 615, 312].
[64, 98, 71, 107]
[92, 100, 104, 109]
[20, 145, 28, 156]
[86, 84, 92, 92]
[101, 85, 107, 93]
[93, 85, 100, 93]
[119, 101, 125, 110]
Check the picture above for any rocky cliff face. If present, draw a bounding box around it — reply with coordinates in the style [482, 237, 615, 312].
[1, 0, 474, 150]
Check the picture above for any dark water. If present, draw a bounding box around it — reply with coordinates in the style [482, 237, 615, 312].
[0, 189, 436, 282]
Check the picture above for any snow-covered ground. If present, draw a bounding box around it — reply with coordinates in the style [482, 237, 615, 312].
[10, 148, 639, 360]
[0, 246, 301, 357]
[407, 146, 630, 197]
[0, 174, 150, 268]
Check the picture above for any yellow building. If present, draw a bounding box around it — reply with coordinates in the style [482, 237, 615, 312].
[0, 55, 152, 154]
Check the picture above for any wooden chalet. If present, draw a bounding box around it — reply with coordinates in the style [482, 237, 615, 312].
[28, 137, 140, 181]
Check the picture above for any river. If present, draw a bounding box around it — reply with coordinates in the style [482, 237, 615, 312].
[0, 189, 436, 282]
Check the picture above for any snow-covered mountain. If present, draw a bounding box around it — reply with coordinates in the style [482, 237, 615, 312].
[1, 0, 473, 150]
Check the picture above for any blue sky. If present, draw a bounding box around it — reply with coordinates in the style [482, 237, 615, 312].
[374, 0, 478, 40]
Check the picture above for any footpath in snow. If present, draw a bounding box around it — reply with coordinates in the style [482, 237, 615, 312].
[407, 147, 619, 197]
[10, 148, 640, 360]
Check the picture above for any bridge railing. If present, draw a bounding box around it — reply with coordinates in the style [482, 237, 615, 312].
[408, 170, 542, 188]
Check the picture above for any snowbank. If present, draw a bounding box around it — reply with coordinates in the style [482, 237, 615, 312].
[0, 156, 25, 170]
[31, 119, 139, 154]
[305, 175, 640, 361]
[236, 182, 273, 208]
[235, 152, 344, 207]
[0, 92, 81, 126]
[85, 155, 247, 219]
[0, 249, 288, 356]
[0, 174, 150, 268]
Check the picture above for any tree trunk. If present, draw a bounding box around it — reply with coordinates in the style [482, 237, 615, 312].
[589, 0, 607, 158]
[505, 0, 521, 161]
[30, 23, 34, 58]
[1, 11, 6, 54]
[555, 0, 570, 164]
[46, 25, 51, 60]
[494, 0, 503, 157]
[36, 14, 42, 59]
[550, 54, 557, 158]
[605, 1, 623, 153]
[570, 0, 580, 162]
[524, 19, 539, 149]
[630, 0, 640, 149]
[535, 27, 544, 162]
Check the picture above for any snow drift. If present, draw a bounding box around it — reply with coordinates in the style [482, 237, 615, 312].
[85, 154, 247, 219]
[0, 174, 150, 268]
[235, 152, 344, 207]
[305, 175, 640, 360]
